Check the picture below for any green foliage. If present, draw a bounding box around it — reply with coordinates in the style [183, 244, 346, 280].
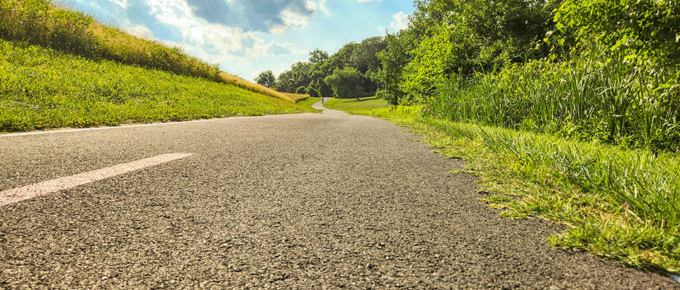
[295, 86, 307, 94]
[375, 32, 412, 105]
[255, 70, 276, 88]
[320, 42, 358, 73]
[276, 40, 388, 99]
[401, 21, 477, 99]
[274, 61, 314, 93]
[0, 40, 309, 131]
[362, 106, 680, 273]
[351, 36, 387, 76]
[426, 51, 680, 151]
[350, 36, 387, 96]
[556, 0, 680, 69]
[308, 48, 329, 65]
[400, 0, 561, 101]
[323, 67, 364, 99]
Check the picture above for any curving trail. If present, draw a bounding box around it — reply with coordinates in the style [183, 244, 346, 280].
[1, 102, 677, 288]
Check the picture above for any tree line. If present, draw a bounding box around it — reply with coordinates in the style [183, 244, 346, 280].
[256, 36, 387, 100]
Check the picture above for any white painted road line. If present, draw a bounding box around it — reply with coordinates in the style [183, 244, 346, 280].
[0, 153, 193, 207]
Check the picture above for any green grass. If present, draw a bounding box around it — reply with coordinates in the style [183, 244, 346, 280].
[0, 39, 312, 131]
[323, 97, 390, 114]
[362, 106, 680, 274]
[295, 97, 322, 112]
[427, 52, 680, 152]
[0, 0, 219, 80]
[0, 0, 300, 103]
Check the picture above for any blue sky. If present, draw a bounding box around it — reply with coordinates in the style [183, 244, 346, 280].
[65, 0, 416, 81]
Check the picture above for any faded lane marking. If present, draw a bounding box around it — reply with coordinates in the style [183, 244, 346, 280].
[0, 153, 193, 207]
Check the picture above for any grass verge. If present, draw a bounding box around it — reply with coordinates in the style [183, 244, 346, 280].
[361, 106, 680, 274]
[295, 97, 322, 112]
[0, 39, 312, 131]
[322, 97, 389, 114]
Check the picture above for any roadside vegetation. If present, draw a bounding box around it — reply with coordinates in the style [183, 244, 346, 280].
[307, 0, 680, 274]
[295, 97, 322, 112]
[323, 97, 389, 114]
[361, 106, 680, 273]
[0, 0, 312, 132]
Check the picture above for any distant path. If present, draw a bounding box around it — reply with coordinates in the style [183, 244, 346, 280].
[1, 105, 677, 288]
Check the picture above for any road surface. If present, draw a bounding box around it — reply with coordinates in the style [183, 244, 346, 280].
[1, 102, 677, 288]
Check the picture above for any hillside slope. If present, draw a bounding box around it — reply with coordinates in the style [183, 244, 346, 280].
[0, 39, 310, 132]
[0, 0, 304, 103]
[0, 0, 314, 132]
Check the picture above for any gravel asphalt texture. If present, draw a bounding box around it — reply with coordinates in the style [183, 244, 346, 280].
[1, 101, 678, 289]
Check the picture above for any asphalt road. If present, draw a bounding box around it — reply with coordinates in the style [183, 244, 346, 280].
[1, 102, 677, 289]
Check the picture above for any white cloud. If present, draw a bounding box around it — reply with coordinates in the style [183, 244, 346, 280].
[315, 0, 331, 16]
[280, 9, 310, 28]
[110, 0, 128, 9]
[264, 42, 308, 55]
[143, 0, 258, 58]
[305, 1, 317, 11]
[390, 11, 409, 31]
[265, 1, 329, 34]
[269, 25, 287, 35]
[377, 25, 388, 33]
[137, 0, 309, 65]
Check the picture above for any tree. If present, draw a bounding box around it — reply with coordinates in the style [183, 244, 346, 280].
[375, 32, 412, 105]
[273, 61, 314, 93]
[307, 49, 331, 98]
[309, 49, 329, 64]
[255, 70, 276, 88]
[351, 36, 388, 76]
[324, 67, 364, 100]
[555, 0, 680, 69]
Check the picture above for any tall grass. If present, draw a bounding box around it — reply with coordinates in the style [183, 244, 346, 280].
[365, 106, 680, 272]
[282, 92, 311, 103]
[217, 73, 296, 103]
[426, 52, 680, 151]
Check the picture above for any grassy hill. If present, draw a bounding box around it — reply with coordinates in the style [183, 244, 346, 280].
[0, 0, 311, 132]
[323, 97, 389, 114]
